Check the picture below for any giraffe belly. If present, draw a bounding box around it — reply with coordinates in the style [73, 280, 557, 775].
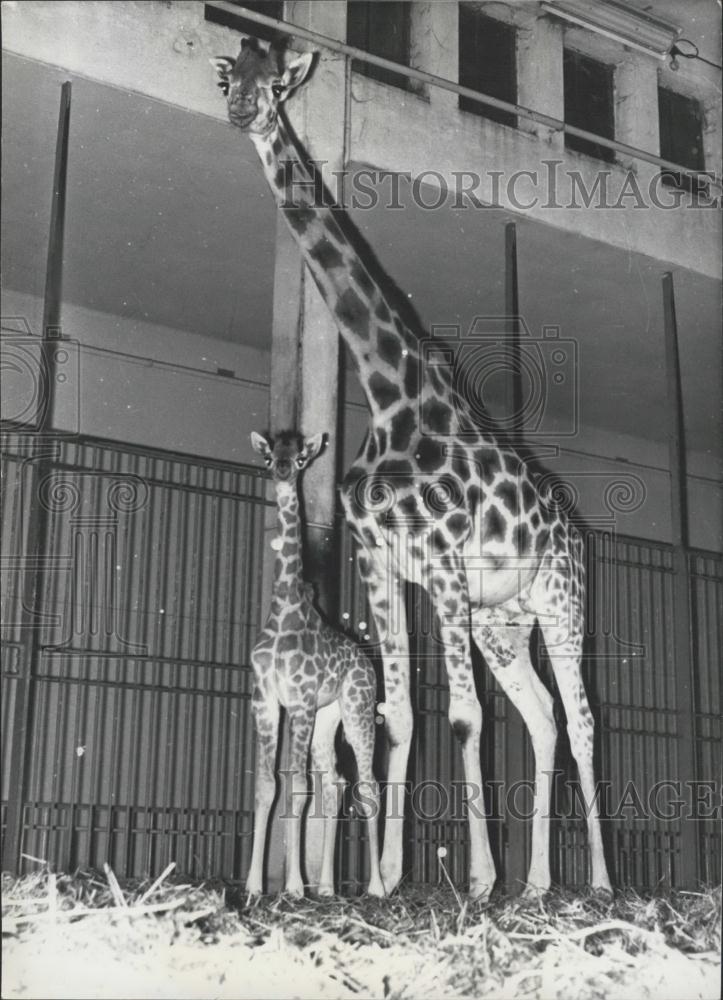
[463, 521, 539, 609]
[465, 560, 537, 608]
[379, 524, 538, 606]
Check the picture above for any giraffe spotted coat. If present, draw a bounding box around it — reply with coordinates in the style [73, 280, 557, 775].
[213, 41, 611, 899]
[246, 430, 383, 898]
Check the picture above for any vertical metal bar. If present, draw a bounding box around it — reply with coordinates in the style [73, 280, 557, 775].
[503, 221, 528, 891]
[91, 653, 105, 867]
[207, 481, 222, 872]
[2, 82, 71, 872]
[504, 223, 524, 429]
[662, 272, 698, 888]
[647, 545, 667, 886]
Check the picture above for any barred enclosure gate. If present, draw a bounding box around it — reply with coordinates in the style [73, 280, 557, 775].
[2, 430, 721, 889]
[1, 431, 268, 879]
[387, 535, 722, 892]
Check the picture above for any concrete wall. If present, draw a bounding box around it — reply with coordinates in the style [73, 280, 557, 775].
[2, 287, 269, 466]
[1, 0, 720, 279]
[2, 284, 720, 552]
[2, 1, 720, 551]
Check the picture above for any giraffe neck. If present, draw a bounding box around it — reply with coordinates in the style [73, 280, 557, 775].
[251, 116, 428, 420]
[271, 481, 306, 612]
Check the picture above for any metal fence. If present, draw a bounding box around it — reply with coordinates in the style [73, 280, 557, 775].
[1, 431, 267, 879]
[2, 430, 721, 889]
[374, 533, 722, 892]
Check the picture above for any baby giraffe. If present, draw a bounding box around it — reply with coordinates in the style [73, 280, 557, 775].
[247, 430, 384, 897]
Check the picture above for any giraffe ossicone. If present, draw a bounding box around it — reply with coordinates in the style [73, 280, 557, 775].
[216, 41, 612, 898]
[247, 429, 384, 898]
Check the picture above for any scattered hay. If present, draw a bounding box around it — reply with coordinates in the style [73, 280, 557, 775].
[2, 866, 720, 1000]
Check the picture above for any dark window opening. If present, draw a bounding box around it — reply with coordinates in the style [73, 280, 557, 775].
[659, 87, 706, 194]
[564, 49, 615, 162]
[458, 5, 517, 128]
[347, 1, 412, 91]
[204, 1, 284, 45]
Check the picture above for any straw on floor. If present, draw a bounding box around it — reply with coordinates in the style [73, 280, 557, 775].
[2, 864, 720, 1000]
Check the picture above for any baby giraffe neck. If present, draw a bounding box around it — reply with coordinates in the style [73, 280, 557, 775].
[272, 481, 305, 609]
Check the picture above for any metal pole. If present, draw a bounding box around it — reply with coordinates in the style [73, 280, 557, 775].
[505, 223, 524, 436]
[503, 221, 529, 891]
[661, 272, 699, 888]
[2, 82, 71, 872]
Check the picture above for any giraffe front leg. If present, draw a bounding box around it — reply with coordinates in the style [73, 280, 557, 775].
[341, 659, 385, 897]
[379, 657, 412, 896]
[427, 562, 496, 900]
[356, 548, 411, 895]
[283, 704, 315, 897]
[473, 615, 556, 897]
[310, 700, 344, 897]
[246, 683, 280, 896]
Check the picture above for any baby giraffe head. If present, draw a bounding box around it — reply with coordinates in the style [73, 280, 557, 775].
[251, 430, 325, 486]
[211, 38, 314, 134]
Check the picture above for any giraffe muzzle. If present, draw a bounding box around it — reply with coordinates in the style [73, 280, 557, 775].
[227, 100, 257, 129]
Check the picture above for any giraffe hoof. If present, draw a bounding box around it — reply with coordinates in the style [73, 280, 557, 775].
[245, 882, 263, 898]
[381, 877, 400, 896]
[519, 883, 549, 902]
[317, 884, 335, 898]
[469, 881, 494, 902]
[283, 882, 305, 899]
[380, 866, 402, 896]
[366, 879, 386, 898]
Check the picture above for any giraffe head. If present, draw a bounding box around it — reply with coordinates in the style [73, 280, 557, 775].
[251, 430, 325, 486]
[211, 38, 314, 134]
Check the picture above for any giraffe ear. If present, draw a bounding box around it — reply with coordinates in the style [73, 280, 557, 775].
[302, 432, 325, 462]
[250, 431, 271, 456]
[210, 56, 235, 95]
[278, 51, 314, 100]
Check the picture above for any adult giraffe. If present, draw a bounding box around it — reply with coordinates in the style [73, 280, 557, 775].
[212, 38, 611, 898]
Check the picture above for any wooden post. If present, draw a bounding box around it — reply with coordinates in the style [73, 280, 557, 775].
[503, 222, 530, 891]
[260, 0, 348, 893]
[661, 271, 699, 889]
[295, 0, 348, 892]
[2, 82, 71, 872]
[260, 216, 304, 892]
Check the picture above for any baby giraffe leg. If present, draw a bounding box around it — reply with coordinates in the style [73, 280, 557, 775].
[284, 705, 315, 896]
[311, 700, 344, 896]
[246, 683, 279, 896]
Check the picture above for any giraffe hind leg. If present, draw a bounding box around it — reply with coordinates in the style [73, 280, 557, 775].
[530, 529, 612, 892]
[540, 620, 612, 891]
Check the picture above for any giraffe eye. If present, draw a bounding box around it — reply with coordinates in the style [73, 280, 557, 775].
[264, 456, 272, 466]
[296, 456, 305, 467]
[271, 83, 284, 98]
